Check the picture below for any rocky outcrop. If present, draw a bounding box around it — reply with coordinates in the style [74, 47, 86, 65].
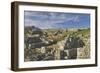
[64, 36, 85, 49]
[24, 27, 89, 61]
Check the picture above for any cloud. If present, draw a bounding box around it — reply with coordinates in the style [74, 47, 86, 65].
[25, 20, 60, 29]
[24, 11, 82, 29]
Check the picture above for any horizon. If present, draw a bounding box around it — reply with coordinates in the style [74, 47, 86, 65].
[24, 25, 90, 30]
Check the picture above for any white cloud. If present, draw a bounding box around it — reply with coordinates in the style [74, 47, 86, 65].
[24, 11, 80, 29]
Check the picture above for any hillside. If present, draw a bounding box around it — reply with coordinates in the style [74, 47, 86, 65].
[24, 26, 90, 61]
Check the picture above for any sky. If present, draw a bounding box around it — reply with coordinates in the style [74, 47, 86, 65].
[24, 11, 90, 29]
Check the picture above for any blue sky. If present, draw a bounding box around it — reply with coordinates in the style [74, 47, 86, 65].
[24, 11, 90, 29]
